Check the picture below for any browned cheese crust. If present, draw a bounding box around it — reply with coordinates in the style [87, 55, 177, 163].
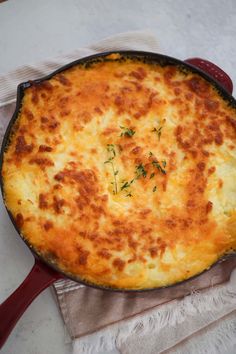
[2, 54, 236, 289]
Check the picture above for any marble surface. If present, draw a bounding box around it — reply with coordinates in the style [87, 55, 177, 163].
[0, 0, 236, 353]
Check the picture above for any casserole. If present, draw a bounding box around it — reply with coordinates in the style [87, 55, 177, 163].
[0, 51, 235, 347]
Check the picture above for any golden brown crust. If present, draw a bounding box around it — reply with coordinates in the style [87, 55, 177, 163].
[2, 55, 236, 289]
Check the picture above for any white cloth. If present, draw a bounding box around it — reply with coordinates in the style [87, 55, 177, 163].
[0, 30, 235, 354]
[73, 272, 236, 354]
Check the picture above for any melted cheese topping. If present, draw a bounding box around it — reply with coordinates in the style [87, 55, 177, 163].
[2, 54, 236, 289]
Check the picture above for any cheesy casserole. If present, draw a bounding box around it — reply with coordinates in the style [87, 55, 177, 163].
[2, 53, 236, 289]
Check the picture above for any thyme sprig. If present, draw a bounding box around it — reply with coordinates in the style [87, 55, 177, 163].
[104, 145, 167, 196]
[135, 163, 147, 179]
[104, 144, 118, 194]
[152, 160, 166, 175]
[152, 119, 165, 141]
[152, 126, 162, 140]
[120, 163, 147, 197]
[121, 179, 134, 190]
[149, 152, 167, 176]
[120, 126, 136, 137]
[120, 179, 135, 197]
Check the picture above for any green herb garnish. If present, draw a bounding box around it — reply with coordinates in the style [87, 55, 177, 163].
[135, 164, 147, 179]
[104, 144, 118, 194]
[121, 181, 130, 190]
[126, 192, 132, 197]
[152, 119, 165, 141]
[153, 186, 157, 192]
[152, 126, 162, 140]
[120, 179, 134, 197]
[120, 126, 136, 137]
[162, 160, 167, 168]
[106, 144, 116, 158]
[152, 160, 166, 175]
[150, 172, 155, 179]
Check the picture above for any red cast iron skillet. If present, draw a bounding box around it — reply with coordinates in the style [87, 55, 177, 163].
[0, 51, 235, 348]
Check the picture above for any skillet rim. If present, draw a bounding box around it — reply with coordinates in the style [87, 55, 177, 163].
[0, 50, 236, 293]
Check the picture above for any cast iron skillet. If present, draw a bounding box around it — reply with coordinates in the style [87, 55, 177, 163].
[0, 51, 235, 348]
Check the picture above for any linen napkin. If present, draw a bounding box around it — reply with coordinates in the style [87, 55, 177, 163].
[1, 30, 236, 354]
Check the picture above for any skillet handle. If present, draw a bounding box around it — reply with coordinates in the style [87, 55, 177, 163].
[185, 57, 233, 94]
[0, 258, 61, 349]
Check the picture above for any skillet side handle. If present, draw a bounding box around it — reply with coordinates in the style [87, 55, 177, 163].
[0, 258, 61, 349]
[185, 58, 233, 94]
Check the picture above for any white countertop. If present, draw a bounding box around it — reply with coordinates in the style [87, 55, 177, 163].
[0, 1, 236, 353]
